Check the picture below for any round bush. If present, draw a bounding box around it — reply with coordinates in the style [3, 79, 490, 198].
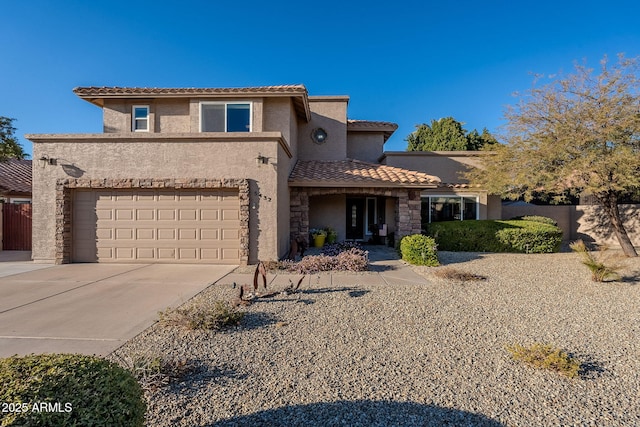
[400, 234, 439, 266]
[0, 353, 146, 427]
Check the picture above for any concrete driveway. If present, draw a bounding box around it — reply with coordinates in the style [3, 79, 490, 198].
[0, 262, 235, 357]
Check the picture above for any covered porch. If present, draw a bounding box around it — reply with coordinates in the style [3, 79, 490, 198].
[288, 159, 440, 246]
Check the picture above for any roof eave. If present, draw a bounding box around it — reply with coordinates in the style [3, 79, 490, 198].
[288, 180, 439, 188]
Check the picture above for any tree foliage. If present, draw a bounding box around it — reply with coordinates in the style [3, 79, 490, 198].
[406, 117, 498, 151]
[467, 54, 640, 256]
[0, 117, 27, 161]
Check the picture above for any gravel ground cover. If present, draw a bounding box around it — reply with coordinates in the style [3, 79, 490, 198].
[110, 251, 640, 426]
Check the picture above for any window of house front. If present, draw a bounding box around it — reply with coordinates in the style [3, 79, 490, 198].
[132, 106, 149, 132]
[200, 102, 251, 132]
[422, 195, 479, 223]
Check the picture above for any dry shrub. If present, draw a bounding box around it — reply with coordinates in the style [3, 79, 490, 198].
[570, 239, 623, 282]
[432, 267, 486, 282]
[112, 352, 193, 392]
[159, 300, 244, 330]
[286, 247, 369, 274]
[507, 343, 581, 379]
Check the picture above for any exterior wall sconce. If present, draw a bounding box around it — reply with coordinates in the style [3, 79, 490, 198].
[38, 156, 57, 167]
[256, 154, 269, 165]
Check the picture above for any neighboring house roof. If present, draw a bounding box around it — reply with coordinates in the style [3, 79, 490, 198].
[0, 158, 32, 195]
[347, 120, 398, 142]
[73, 85, 311, 122]
[289, 159, 440, 188]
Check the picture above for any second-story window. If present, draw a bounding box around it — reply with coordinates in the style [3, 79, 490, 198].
[132, 106, 149, 132]
[200, 102, 251, 132]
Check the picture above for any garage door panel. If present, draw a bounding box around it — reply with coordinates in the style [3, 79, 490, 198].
[158, 209, 176, 220]
[179, 209, 197, 220]
[73, 189, 241, 264]
[137, 209, 155, 220]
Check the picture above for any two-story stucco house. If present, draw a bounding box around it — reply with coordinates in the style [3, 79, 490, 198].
[27, 85, 500, 265]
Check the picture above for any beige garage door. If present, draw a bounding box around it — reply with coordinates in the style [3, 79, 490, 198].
[72, 188, 241, 264]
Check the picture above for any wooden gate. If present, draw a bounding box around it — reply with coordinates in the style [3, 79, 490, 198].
[2, 203, 32, 250]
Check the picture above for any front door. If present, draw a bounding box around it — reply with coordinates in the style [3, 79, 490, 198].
[346, 198, 365, 240]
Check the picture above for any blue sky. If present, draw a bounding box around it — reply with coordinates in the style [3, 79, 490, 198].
[2, 0, 639, 157]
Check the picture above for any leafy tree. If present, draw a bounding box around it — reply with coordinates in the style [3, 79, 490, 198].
[0, 117, 27, 161]
[467, 55, 640, 257]
[406, 117, 497, 151]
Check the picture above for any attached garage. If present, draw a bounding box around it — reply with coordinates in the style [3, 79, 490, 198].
[72, 188, 242, 264]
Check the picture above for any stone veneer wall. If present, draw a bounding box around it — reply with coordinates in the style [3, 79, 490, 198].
[55, 178, 250, 265]
[290, 187, 422, 243]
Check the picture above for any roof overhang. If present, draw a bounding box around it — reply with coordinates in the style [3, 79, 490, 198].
[347, 120, 398, 142]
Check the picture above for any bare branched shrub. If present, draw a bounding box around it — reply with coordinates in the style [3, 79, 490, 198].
[111, 352, 193, 392]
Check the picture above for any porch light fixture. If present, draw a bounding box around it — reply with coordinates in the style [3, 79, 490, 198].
[256, 154, 269, 165]
[38, 155, 56, 167]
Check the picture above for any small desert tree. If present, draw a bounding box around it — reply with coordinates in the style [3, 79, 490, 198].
[0, 117, 26, 161]
[468, 55, 640, 256]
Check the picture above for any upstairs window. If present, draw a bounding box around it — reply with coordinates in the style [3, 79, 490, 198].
[200, 102, 251, 132]
[132, 106, 149, 132]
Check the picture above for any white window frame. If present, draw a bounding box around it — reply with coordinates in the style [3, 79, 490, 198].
[364, 197, 377, 236]
[8, 197, 32, 204]
[423, 195, 479, 223]
[199, 101, 253, 132]
[132, 105, 150, 132]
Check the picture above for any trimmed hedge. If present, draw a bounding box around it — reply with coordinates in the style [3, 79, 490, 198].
[510, 215, 558, 226]
[400, 234, 439, 266]
[0, 354, 146, 427]
[426, 220, 562, 253]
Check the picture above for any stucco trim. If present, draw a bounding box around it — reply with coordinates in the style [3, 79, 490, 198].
[54, 178, 250, 265]
[27, 132, 293, 159]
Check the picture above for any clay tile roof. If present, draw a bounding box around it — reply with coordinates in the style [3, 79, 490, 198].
[289, 159, 440, 188]
[72, 84, 308, 97]
[73, 85, 311, 121]
[0, 158, 32, 195]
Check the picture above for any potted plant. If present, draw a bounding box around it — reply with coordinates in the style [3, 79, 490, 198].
[325, 227, 337, 244]
[310, 228, 327, 248]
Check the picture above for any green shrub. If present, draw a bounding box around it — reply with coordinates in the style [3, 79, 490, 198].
[507, 343, 582, 379]
[399, 234, 439, 266]
[426, 220, 562, 253]
[511, 215, 558, 226]
[0, 353, 145, 427]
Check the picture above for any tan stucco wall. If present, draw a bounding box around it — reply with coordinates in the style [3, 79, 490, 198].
[298, 98, 348, 161]
[502, 204, 640, 246]
[347, 132, 384, 163]
[103, 98, 269, 134]
[382, 151, 492, 184]
[31, 135, 287, 264]
[156, 100, 190, 133]
[309, 195, 345, 241]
